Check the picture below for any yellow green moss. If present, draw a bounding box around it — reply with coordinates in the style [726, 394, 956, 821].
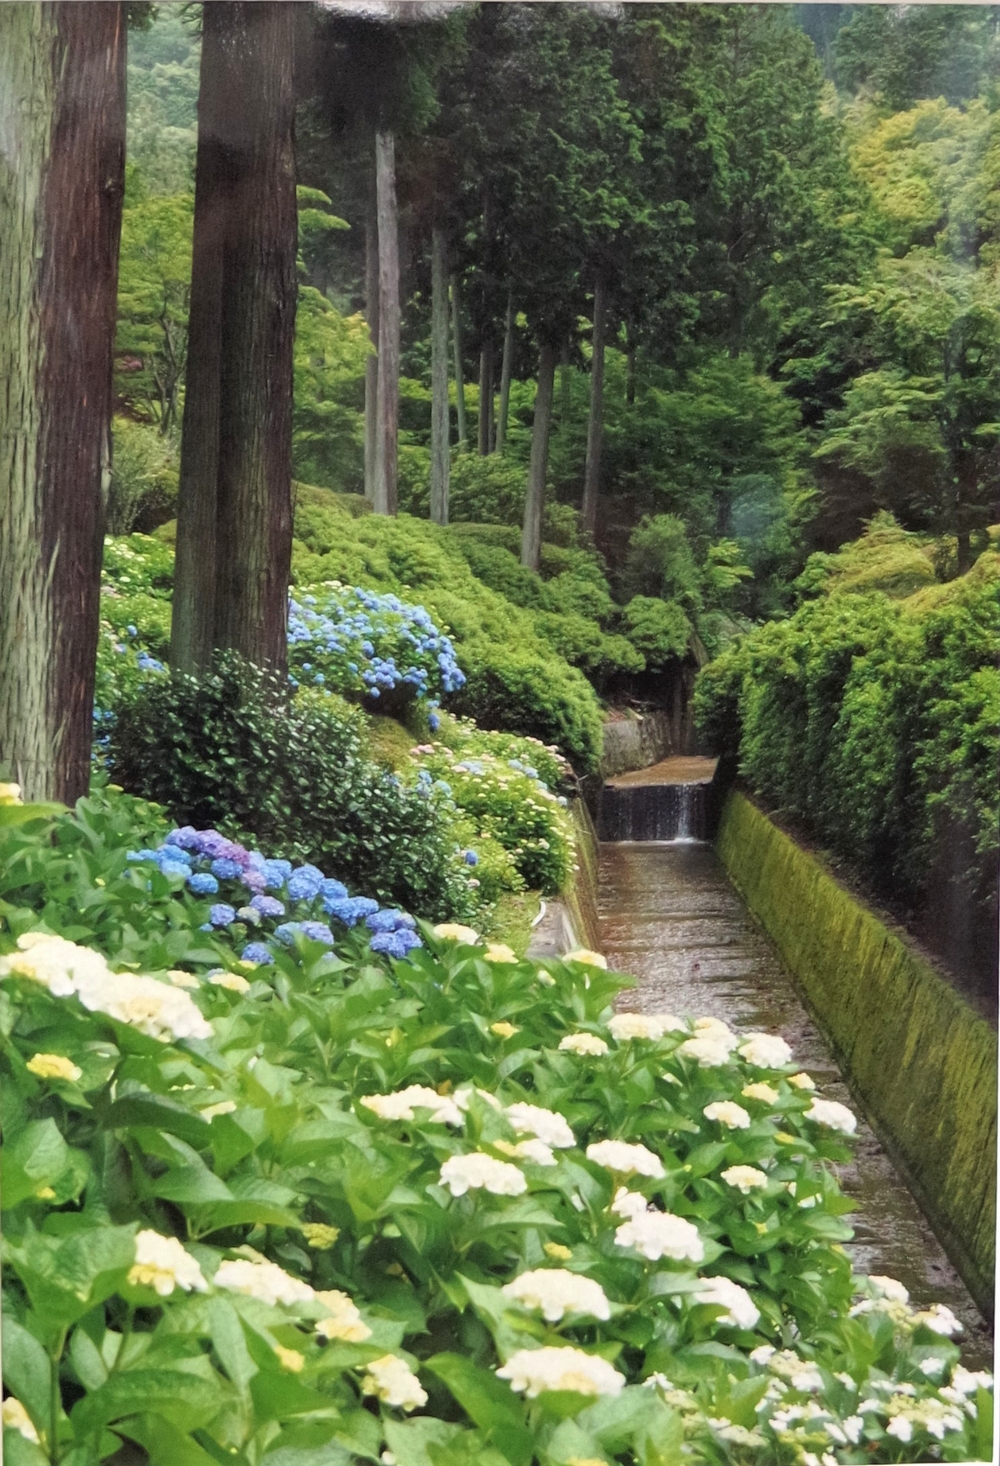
[564, 798, 602, 952]
[717, 789, 997, 1315]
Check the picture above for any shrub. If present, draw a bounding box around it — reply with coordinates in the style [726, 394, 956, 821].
[621, 513, 704, 613]
[621, 595, 692, 668]
[452, 643, 604, 774]
[108, 654, 478, 921]
[108, 416, 178, 534]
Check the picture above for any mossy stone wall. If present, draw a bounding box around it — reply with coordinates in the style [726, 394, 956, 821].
[717, 789, 997, 1317]
[565, 797, 602, 952]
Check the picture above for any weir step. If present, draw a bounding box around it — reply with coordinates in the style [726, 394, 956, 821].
[598, 756, 718, 842]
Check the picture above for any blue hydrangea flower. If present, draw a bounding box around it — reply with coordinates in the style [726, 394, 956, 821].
[428, 713, 440, 732]
[166, 827, 201, 850]
[127, 849, 162, 864]
[464, 850, 479, 867]
[369, 928, 423, 959]
[365, 908, 407, 934]
[261, 859, 292, 890]
[300, 921, 335, 945]
[319, 878, 348, 902]
[157, 859, 191, 880]
[188, 872, 219, 895]
[287, 867, 323, 901]
[156, 843, 192, 865]
[325, 896, 379, 927]
[250, 895, 285, 918]
[211, 857, 244, 881]
[241, 942, 274, 965]
[273, 923, 299, 946]
[209, 903, 237, 927]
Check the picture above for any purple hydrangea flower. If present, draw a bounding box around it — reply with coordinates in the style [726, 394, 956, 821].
[211, 857, 245, 881]
[188, 872, 219, 895]
[250, 895, 285, 918]
[209, 903, 237, 927]
[241, 942, 274, 965]
[166, 827, 201, 850]
[240, 868, 267, 894]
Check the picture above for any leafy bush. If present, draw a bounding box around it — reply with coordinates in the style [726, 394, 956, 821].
[108, 655, 478, 921]
[621, 513, 704, 613]
[0, 791, 990, 1465]
[621, 596, 692, 668]
[107, 419, 179, 534]
[694, 545, 1000, 928]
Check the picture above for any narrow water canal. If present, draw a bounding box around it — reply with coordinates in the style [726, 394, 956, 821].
[598, 838, 993, 1369]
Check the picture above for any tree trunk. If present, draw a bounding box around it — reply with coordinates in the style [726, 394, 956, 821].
[430, 223, 450, 525]
[373, 128, 399, 516]
[581, 275, 606, 536]
[172, 2, 296, 676]
[496, 292, 514, 456]
[451, 271, 467, 449]
[478, 336, 494, 456]
[0, 4, 126, 804]
[560, 342, 571, 427]
[520, 340, 556, 572]
[363, 167, 379, 503]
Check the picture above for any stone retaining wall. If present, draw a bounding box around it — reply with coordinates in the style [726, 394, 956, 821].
[717, 789, 997, 1317]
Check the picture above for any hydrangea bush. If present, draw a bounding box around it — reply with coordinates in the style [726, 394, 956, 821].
[288, 583, 465, 719]
[0, 795, 991, 1466]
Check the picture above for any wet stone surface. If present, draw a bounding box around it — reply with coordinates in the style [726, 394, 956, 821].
[598, 838, 994, 1369]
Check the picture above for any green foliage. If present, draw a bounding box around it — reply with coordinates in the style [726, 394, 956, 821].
[794, 514, 939, 601]
[621, 516, 703, 614]
[291, 289, 370, 494]
[695, 535, 1000, 922]
[0, 792, 989, 1465]
[115, 190, 193, 432]
[107, 419, 179, 536]
[108, 655, 477, 922]
[125, 6, 199, 194]
[621, 597, 691, 669]
[833, 5, 1000, 111]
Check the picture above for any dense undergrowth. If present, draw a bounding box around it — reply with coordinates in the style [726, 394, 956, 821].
[694, 518, 1000, 962]
[0, 786, 991, 1466]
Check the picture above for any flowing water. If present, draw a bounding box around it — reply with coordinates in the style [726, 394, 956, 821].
[598, 838, 994, 1369]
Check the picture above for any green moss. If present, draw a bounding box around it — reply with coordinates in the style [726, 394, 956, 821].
[486, 889, 543, 954]
[563, 798, 602, 952]
[717, 790, 997, 1315]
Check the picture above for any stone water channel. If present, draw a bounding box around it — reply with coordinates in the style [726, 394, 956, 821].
[595, 761, 993, 1370]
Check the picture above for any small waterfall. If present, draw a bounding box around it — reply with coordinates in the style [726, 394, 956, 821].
[598, 780, 708, 842]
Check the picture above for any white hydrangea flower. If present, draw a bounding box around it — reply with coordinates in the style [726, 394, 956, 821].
[502, 1269, 611, 1322]
[742, 1082, 779, 1104]
[720, 1165, 768, 1193]
[950, 1365, 993, 1396]
[703, 1100, 751, 1130]
[610, 1186, 649, 1219]
[766, 1351, 824, 1391]
[676, 1036, 734, 1067]
[362, 1354, 427, 1411]
[885, 1416, 912, 1443]
[214, 1258, 315, 1308]
[586, 1139, 665, 1178]
[2, 1397, 39, 1442]
[494, 1138, 557, 1167]
[315, 1289, 371, 1342]
[483, 943, 517, 964]
[919, 1356, 948, 1377]
[787, 1072, 816, 1090]
[614, 1211, 704, 1262]
[168, 968, 200, 988]
[0, 781, 23, 805]
[433, 923, 480, 945]
[439, 1152, 527, 1197]
[749, 1345, 776, 1365]
[841, 1416, 864, 1444]
[803, 1098, 857, 1135]
[454, 1085, 504, 1113]
[26, 1052, 82, 1082]
[497, 1346, 624, 1398]
[128, 1230, 208, 1296]
[559, 1032, 609, 1056]
[867, 1275, 909, 1304]
[693, 1276, 760, 1329]
[912, 1304, 962, 1336]
[6, 936, 215, 1044]
[692, 1016, 740, 1049]
[504, 1102, 575, 1148]
[738, 1032, 792, 1068]
[608, 1012, 683, 1042]
[361, 1085, 463, 1127]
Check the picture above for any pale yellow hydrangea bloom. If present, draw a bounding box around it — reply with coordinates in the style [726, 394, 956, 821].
[208, 970, 251, 994]
[504, 1101, 574, 1148]
[439, 1152, 527, 1197]
[362, 1355, 427, 1411]
[498, 1346, 624, 1398]
[2, 1397, 39, 1442]
[703, 1100, 751, 1130]
[720, 1165, 768, 1193]
[0, 782, 23, 805]
[564, 948, 608, 968]
[128, 1230, 208, 1296]
[559, 1031, 609, 1056]
[544, 1241, 572, 1261]
[275, 1346, 305, 1372]
[502, 1268, 611, 1322]
[787, 1071, 816, 1090]
[484, 943, 517, 963]
[586, 1139, 664, 1178]
[742, 1081, 779, 1104]
[26, 1052, 82, 1082]
[315, 1288, 371, 1342]
[302, 1222, 340, 1250]
[214, 1258, 314, 1308]
[490, 1021, 519, 1039]
[433, 923, 480, 945]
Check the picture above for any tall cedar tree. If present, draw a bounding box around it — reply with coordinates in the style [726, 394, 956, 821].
[0, 4, 126, 803]
[171, 2, 297, 676]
